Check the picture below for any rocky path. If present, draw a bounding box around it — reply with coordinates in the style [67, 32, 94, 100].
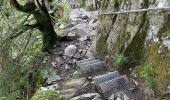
[37, 1, 144, 100]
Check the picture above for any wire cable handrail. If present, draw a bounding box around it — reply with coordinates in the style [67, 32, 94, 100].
[97, 6, 170, 16]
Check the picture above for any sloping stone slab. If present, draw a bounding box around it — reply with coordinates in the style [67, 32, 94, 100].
[60, 88, 76, 99]
[98, 75, 129, 98]
[76, 58, 95, 66]
[93, 71, 120, 86]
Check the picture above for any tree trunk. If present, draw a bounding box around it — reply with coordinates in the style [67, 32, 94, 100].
[10, 0, 58, 53]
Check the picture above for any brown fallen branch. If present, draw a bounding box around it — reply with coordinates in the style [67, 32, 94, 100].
[97, 6, 170, 15]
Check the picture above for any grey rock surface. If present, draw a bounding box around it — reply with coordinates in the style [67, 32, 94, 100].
[64, 44, 77, 57]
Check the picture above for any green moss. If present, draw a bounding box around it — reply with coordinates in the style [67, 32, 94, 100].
[124, 0, 149, 60]
[31, 89, 62, 100]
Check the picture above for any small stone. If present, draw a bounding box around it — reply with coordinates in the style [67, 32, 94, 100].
[64, 44, 77, 57]
[79, 36, 88, 41]
[78, 50, 83, 53]
[68, 32, 76, 37]
[51, 62, 56, 67]
[108, 94, 115, 100]
[46, 75, 62, 84]
[55, 57, 65, 66]
[65, 64, 71, 70]
[58, 51, 63, 56]
[116, 97, 122, 100]
[47, 84, 59, 90]
[40, 87, 48, 91]
[81, 14, 90, 20]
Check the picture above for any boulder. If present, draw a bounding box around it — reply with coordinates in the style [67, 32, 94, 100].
[64, 44, 77, 57]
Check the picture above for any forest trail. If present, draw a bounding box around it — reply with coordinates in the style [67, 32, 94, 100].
[40, 1, 144, 100]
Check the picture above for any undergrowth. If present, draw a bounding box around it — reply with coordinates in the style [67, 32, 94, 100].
[142, 64, 157, 89]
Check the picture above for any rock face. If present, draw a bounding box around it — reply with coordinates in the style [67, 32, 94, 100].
[93, 0, 170, 91]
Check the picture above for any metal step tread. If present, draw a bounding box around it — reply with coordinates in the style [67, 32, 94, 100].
[98, 75, 129, 98]
[93, 71, 120, 86]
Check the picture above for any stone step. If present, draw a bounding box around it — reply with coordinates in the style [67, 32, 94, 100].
[77, 60, 100, 67]
[98, 75, 129, 98]
[93, 71, 120, 86]
[79, 61, 107, 76]
[76, 57, 95, 66]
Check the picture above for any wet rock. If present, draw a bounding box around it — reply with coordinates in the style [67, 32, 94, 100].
[64, 44, 77, 57]
[70, 93, 101, 100]
[46, 75, 62, 84]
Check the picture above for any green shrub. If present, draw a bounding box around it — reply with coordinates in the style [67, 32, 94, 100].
[114, 53, 127, 69]
[51, 2, 71, 36]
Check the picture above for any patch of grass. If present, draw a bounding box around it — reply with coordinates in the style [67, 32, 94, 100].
[142, 64, 157, 89]
[114, 53, 127, 69]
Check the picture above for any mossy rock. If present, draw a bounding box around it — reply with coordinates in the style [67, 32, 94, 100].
[31, 89, 62, 100]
